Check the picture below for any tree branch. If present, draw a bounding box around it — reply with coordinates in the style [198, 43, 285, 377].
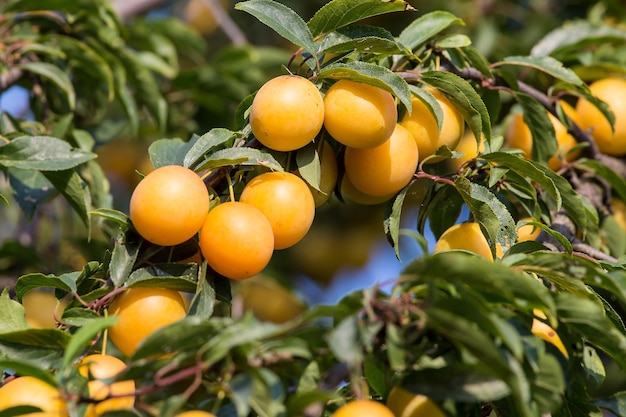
[0, 66, 24, 94]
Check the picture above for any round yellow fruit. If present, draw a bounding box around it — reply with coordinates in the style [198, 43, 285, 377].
[332, 399, 395, 417]
[0, 376, 68, 416]
[611, 198, 626, 231]
[238, 276, 306, 323]
[22, 290, 67, 329]
[400, 88, 464, 161]
[176, 411, 217, 417]
[108, 287, 187, 357]
[451, 130, 485, 170]
[129, 165, 209, 247]
[386, 386, 446, 417]
[324, 79, 397, 149]
[339, 175, 395, 206]
[344, 124, 419, 197]
[517, 218, 541, 242]
[576, 77, 626, 156]
[199, 201, 275, 279]
[240, 172, 315, 249]
[250, 75, 324, 152]
[184, 0, 229, 36]
[78, 354, 135, 417]
[531, 309, 568, 358]
[504, 109, 579, 170]
[433, 222, 493, 261]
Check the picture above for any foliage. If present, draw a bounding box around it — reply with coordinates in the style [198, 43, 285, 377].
[2, 0, 626, 416]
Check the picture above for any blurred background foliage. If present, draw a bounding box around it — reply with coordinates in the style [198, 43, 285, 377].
[1, 0, 626, 300]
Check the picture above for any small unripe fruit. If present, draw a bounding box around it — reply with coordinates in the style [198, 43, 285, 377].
[199, 201, 274, 279]
[129, 165, 209, 247]
[324, 79, 397, 149]
[250, 75, 324, 152]
[344, 124, 418, 197]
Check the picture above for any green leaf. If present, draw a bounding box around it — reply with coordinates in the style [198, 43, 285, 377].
[196, 147, 284, 172]
[403, 252, 554, 312]
[513, 93, 557, 165]
[235, 0, 316, 57]
[577, 158, 626, 202]
[435, 34, 472, 49]
[109, 231, 140, 287]
[0, 136, 96, 171]
[318, 61, 411, 112]
[18, 62, 75, 110]
[7, 168, 56, 219]
[495, 56, 583, 86]
[0, 288, 29, 332]
[420, 70, 491, 144]
[320, 25, 404, 55]
[132, 316, 219, 359]
[62, 316, 118, 368]
[402, 364, 511, 402]
[43, 170, 91, 228]
[126, 264, 199, 293]
[187, 263, 216, 319]
[91, 208, 131, 230]
[557, 292, 626, 369]
[149, 138, 193, 169]
[0, 359, 58, 387]
[183, 128, 237, 169]
[14, 273, 75, 301]
[408, 85, 443, 132]
[308, 0, 414, 38]
[326, 316, 362, 368]
[399, 11, 464, 51]
[384, 184, 411, 260]
[455, 177, 517, 255]
[482, 152, 560, 209]
[296, 143, 321, 192]
[531, 20, 626, 58]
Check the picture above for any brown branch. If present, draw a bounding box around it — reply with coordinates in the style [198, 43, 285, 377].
[0, 66, 24, 94]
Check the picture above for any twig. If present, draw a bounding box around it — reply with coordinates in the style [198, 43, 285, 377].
[201, 0, 247, 45]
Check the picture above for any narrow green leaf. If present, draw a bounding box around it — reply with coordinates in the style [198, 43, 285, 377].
[235, 0, 316, 57]
[578, 158, 626, 202]
[495, 55, 583, 86]
[109, 231, 140, 287]
[91, 208, 131, 230]
[326, 316, 362, 367]
[482, 152, 560, 209]
[308, 0, 414, 38]
[7, 168, 56, 219]
[384, 184, 411, 260]
[408, 85, 443, 132]
[0, 136, 96, 171]
[514, 93, 557, 165]
[435, 34, 472, 49]
[318, 61, 411, 112]
[188, 263, 215, 319]
[399, 10, 464, 51]
[196, 147, 284, 172]
[62, 316, 118, 368]
[18, 62, 75, 110]
[296, 143, 321, 192]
